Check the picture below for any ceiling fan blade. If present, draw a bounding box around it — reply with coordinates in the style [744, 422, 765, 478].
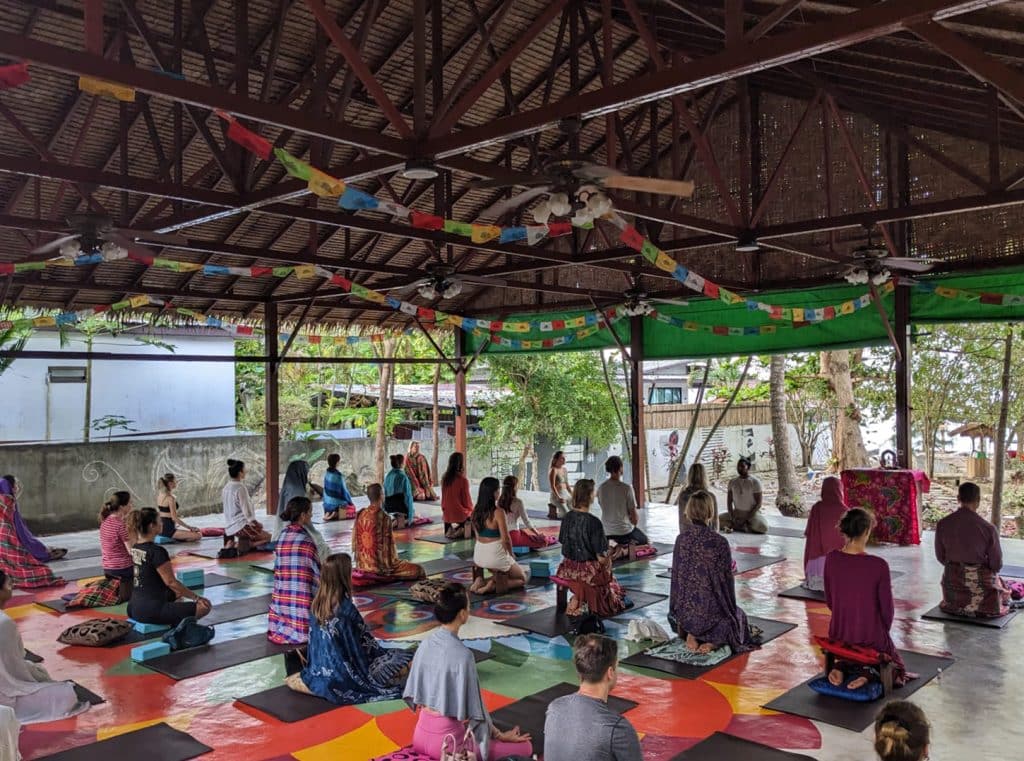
[573, 163, 622, 180]
[479, 187, 551, 219]
[457, 274, 508, 287]
[650, 297, 690, 306]
[603, 175, 695, 197]
[113, 228, 189, 246]
[469, 172, 552, 190]
[883, 258, 935, 272]
[31, 234, 80, 255]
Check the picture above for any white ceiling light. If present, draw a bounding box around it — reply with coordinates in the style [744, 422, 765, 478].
[402, 159, 438, 180]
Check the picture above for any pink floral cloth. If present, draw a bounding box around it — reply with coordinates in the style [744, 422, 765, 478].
[840, 468, 929, 546]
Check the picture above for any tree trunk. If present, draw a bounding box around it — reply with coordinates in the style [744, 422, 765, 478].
[83, 336, 93, 443]
[924, 422, 936, 479]
[992, 328, 1014, 529]
[821, 350, 869, 469]
[431, 363, 441, 485]
[374, 340, 397, 483]
[770, 355, 803, 516]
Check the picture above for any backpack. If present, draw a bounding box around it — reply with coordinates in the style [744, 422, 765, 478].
[570, 612, 605, 637]
[161, 616, 215, 651]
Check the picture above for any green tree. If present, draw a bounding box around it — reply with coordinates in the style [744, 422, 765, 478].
[475, 352, 626, 487]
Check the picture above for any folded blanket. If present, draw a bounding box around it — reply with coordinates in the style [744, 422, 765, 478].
[643, 638, 732, 666]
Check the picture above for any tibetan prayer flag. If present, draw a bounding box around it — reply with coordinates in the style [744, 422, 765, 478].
[376, 199, 408, 218]
[417, 307, 436, 320]
[78, 76, 135, 102]
[362, 288, 387, 305]
[308, 168, 345, 197]
[743, 326, 759, 335]
[500, 227, 527, 243]
[525, 226, 549, 245]
[111, 300, 131, 311]
[331, 275, 352, 289]
[762, 325, 777, 334]
[129, 295, 150, 308]
[14, 261, 45, 272]
[728, 327, 744, 336]
[823, 306, 836, 320]
[683, 271, 705, 292]
[128, 251, 154, 265]
[444, 220, 473, 236]
[0, 62, 29, 90]
[655, 251, 677, 273]
[746, 300, 759, 311]
[840, 300, 855, 315]
[224, 119, 272, 160]
[274, 148, 311, 181]
[640, 240, 660, 263]
[0, 263, 12, 275]
[55, 313, 76, 325]
[552, 319, 566, 330]
[272, 266, 293, 278]
[619, 225, 644, 251]
[33, 316, 57, 327]
[251, 266, 273, 278]
[674, 265, 689, 282]
[399, 301, 418, 316]
[203, 264, 231, 276]
[176, 262, 203, 272]
[350, 283, 371, 299]
[235, 326, 254, 336]
[410, 211, 444, 230]
[1005, 294, 1024, 306]
[293, 265, 317, 280]
[547, 222, 571, 237]
[703, 281, 720, 299]
[471, 225, 501, 244]
[338, 186, 379, 211]
[980, 292, 1003, 305]
[791, 308, 804, 322]
[506, 322, 529, 333]
[712, 325, 728, 336]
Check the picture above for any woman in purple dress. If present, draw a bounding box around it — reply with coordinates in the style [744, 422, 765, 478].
[669, 491, 758, 654]
[824, 508, 910, 689]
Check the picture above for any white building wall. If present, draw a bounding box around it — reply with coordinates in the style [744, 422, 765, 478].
[0, 332, 236, 443]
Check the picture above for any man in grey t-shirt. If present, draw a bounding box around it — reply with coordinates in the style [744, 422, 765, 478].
[721, 456, 768, 534]
[596, 456, 648, 546]
[543, 633, 643, 761]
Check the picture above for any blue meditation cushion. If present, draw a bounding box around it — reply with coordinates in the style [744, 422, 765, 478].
[808, 675, 884, 702]
[131, 641, 171, 662]
[155, 535, 174, 545]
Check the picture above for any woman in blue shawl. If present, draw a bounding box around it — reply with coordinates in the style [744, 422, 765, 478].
[286, 552, 413, 705]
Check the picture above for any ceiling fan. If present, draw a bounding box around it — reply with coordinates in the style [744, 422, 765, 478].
[388, 264, 504, 302]
[841, 228, 937, 285]
[30, 213, 186, 257]
[621, 277, 690, 317]
[472, 154, 695, 223]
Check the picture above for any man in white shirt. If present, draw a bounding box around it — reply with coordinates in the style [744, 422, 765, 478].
[596, 456, 647, 545]
[721, 457, 768, 534]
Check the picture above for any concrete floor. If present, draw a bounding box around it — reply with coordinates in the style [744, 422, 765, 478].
[10, 490, 1023, 760]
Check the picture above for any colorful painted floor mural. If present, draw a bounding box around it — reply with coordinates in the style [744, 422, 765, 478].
[12, 494, 1024, 760]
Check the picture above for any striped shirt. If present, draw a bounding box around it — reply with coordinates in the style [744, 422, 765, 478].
[100, 514, 132, 571]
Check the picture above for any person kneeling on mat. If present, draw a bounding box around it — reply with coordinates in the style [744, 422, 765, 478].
[544, 633, 642, 761]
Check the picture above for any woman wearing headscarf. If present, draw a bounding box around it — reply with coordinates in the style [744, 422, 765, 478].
[273, 461, 329, 559]
[404, 441, 437, 501]
[803, 476, 849, 591]
[0, 570, 89, 724]
[0, 481, 63, 589]
[2, 476, 66, 562]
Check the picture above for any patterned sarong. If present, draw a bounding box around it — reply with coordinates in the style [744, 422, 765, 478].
[940, 561, 1010, 618]
[554, 557, 626, 617]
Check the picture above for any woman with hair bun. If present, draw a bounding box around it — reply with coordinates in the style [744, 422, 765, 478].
[874, 701, 930, 761]
[824, 508, 911, 690]
[99, 492, 135, 601]
[221, 459, 270, 554]
[156, 474, 201, 542]
[126, 508, 211, 626]
[268, 497, 321, 645]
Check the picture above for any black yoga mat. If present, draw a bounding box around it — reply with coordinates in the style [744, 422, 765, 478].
[54, 548, 103, 562]
[762, 650, 956, 732]
[202, 594, 272, 626]
[72, 683, 105, 705]
[414, 532, 468, 545]
[189, 547, 272, 560]
[778, 585, 826, 602]
[142, 632, 294, 681]
[527, 509, 558, 521]
[59, 566, 105, 582]
[34, 722, 212, 761]
[619, 616, 796, 680]
[732, 552, 785, 574]
[24, 649, 43, 663]
[921, 605, 1018, 629]
[765, 528, 802, 540]
[491, 682, 637, 751]
[251, 562, 275, 574]
[501, 590, 667, 638]
[671, 733, 815, 760]
[185, 572, 241, 589]
[419, 556, 475, 576]
[1000, 564, 1024, 579]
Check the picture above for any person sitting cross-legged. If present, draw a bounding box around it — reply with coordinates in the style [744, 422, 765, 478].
[597, 456, 647, 548]
[353, 484, 424, 582]
[720, 457, 767, 534]
[543, 633, 642, 761]
[935, 481, 1010, 618]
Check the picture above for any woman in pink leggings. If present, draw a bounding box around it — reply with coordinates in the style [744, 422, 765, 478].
[403, 582, 532, 760]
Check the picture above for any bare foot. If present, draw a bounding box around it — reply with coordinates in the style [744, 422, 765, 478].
[685, 634, 700, 652]
[479, 580, 496, 595]
[828, 669, 844, 687]
[697, 642, 715, 655]
[469, 579, 485, 594]
[847, 676, 869, 690]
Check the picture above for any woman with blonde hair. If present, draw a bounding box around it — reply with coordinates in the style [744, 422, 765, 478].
[669, 491, 759, 654]
[156, 474, 201, 543]
[676, 463, 717, 532]
[555, 479, 628, 617]
[874, 701, 930, 761]
[287, 553, 413, 704]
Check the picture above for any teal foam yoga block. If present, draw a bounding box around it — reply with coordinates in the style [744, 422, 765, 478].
[131, 641, 170, 662]
[129, 619, 169, 635]
[530, 558, 556, 578]
[155, 535, 174, 545]
[176, 570, 205, 588]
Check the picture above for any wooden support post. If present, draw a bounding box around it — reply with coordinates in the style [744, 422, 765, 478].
[894, 283, 912, 469]
[454, 327, 468, 455]
[265, 300, 281, 515]
[629, 315, 646, 505]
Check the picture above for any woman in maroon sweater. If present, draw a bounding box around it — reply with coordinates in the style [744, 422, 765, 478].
[824, 508, 910, 689]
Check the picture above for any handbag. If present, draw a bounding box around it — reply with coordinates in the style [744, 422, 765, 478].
[410, 577, 448, 604]
[440, 726, 477, 761]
